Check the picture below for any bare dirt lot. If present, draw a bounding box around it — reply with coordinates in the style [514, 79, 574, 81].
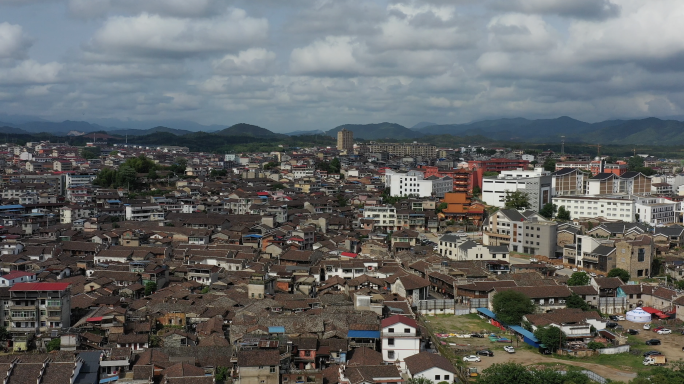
[422, 314, 684, 382]
[468, 348, 638, 383]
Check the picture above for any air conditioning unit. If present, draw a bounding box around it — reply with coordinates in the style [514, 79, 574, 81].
[559, 300, 566, 304]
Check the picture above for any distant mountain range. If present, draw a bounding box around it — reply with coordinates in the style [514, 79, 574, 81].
[3, 114, 684, 145]
[326, 122, 424, 140]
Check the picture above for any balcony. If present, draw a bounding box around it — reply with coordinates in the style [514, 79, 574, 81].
[10, 305, 35, 311]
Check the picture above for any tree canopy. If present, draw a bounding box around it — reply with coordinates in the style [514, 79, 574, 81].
[567, 272, 590, 286]
[539, 203, 557, 219]
[492, 290, 535, 325]
[478, 363, 589, 384]
[608, 268, 630, 283]
[504, 191, 531, 210]
[534, 326, 567, 352]
[542, 158, 556, 172]
[566, 293, 591, 311]
[556, 206, 571, 221]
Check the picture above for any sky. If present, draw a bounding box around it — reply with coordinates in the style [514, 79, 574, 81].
[0, 0, 683, 132]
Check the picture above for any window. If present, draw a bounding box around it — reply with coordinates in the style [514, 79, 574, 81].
[387, 338, 395, 346]
[638, 248, 645, 262]
[388, 327, 394, 333]
[270, 366, 276, 373]
[404, 328, 410, 333]
[435, 375, 441, 380]
[387, 351, 395, 359]
[444, 375, 450, 381]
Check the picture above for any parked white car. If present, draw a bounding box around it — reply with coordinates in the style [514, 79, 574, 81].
[615, 315, 626, 321]
[504, 346, 515, 353]
[644, 324, 651, 330]
[657, 329, 672, 335]
[463, 355, 481, 362]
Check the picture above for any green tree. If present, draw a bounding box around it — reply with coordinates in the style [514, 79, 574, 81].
[169, 157, 188, 175]
[567, 272, 590, 286]
[492, 290, 535, 325]
[0, 326, 8, 341]
[587, 341, 605, 351]
[566, 293, 590, 311]
[483, 171, 499, 177]
[477, 363, 535, 384]
[46, 338, 61, 352]
[330, 157, 341, 173]
[210, 169, 227, 177]
[504, 191, 531, 210]
[201, 286, 211, 294]
[539, 203, 557, 219]
[263, 161, 278, 170]
[147, 168, 159, 180]
[472, 186, 481, 196]
[627, 156, 644, 171]
[117, 165, 137, 189]
[81, 148, 99, 159]
[634, 166, 656, 176]
[436, 202, 448, 213]
[543, 158, 556, 172]
[556, 206, 571, 221]
[630, 362, 684, 384]
[534, 326, 566, 352]
[144, 281, 157, 296]
[215, 366, 230, 381]
[407, 378, 433, 384]
[608, 268, 630, 283]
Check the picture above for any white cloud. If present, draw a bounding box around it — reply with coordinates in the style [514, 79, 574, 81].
[0, 60, 62, 85]
[290, 37, 361, 76]
[487, 14, 558, 52]
[213, 49, 276, 75]
[0, 22, 32, 60]
[85, 9, 268, 60]
[69, 0, 226, 19]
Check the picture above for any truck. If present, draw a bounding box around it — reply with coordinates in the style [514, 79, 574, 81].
[643, 355, 667, 366]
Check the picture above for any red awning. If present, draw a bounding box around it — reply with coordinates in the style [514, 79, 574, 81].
[641, 307, 668, 318]
[87, 317, 103, 322]
[340, 252, 358, 258]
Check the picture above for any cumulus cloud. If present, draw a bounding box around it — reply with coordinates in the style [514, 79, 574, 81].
[0, 22, 33, 60]
[3, 0, 684, 129]
[84, 9, 268, 60]
[492, 0, 621, 20]
[213, 49, 277, 75]
[69, 0, 226, 19]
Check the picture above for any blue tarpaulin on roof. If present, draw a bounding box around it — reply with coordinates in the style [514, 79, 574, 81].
[269, 326, 285, 334]
[477, 308, 497, 319]
[347, 330, 380, 338]
[0, 205, 24, 210]
[509, 325, 540, 348]
[243, 234, 263, 238]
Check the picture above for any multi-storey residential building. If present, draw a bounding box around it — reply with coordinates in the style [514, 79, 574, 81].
[586, 172, 651, 196]
[467, 158, 529, 173]
[363, 205, 398, 232]
[385, 170, 452, 198]
[481, 170, 552, 211]
[419, 165, 475, 192]
[551, 168, 585, 196]
[553, 195, 635, 221]
[482, 209, 557, 257]
[336, 128, 353, 152]
[381, 315, 420, 369]
[367, 142, 436, 158]
[8, 282, 71, 334]
[124, 204, 164, 221]
[615, 236, 655, 279]
[634, 196, 679, 225]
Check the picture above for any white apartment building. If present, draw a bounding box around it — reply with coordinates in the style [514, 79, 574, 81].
[381, 315, 420, 369]
[292, 165, 315, 179]
[124, 204, 165, 221]
[482, 209, 558, 257]
[553, 195, 635, 221]
[482, 169, 552, 211]
[363, 205, 399, 232]
[384, 169, 452, 197]
[634, 196, 679, 226]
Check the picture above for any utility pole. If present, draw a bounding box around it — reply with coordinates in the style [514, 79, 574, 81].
[561, 136, 565, 155]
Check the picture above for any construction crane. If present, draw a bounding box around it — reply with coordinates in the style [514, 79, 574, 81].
[586, 144, 602, 157]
